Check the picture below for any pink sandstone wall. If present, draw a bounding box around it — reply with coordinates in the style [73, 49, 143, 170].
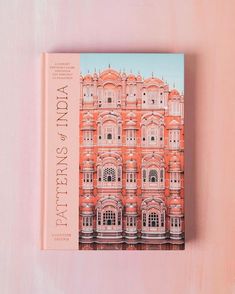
[79, 69, 185, 249]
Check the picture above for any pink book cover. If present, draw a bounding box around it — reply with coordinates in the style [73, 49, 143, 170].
[41, 53, 185, 250]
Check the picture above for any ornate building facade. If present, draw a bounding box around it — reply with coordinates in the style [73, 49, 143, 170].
[79, 67, 184, 250]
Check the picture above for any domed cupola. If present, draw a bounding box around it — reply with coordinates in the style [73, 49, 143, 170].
[83, 72, 93, 83]
[169, 89, 180, 100]
[127, 73, 136, 82]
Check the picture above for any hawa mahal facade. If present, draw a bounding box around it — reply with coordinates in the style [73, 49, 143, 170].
[79, 67, 184, 250]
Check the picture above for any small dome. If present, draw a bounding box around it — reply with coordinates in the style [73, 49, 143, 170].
[99, 68, 120, 81]
[83, 73, 93, 82]
[169, 89, 180, 99]
[170, 89, 180, 95]
[127, 73, 136, 82]
[144, 76, 164, 85]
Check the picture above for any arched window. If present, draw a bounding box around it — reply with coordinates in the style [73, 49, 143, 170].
[103, 210, 116, 225]
[170, 217, 181, 234]
[171, 217, 180, 228]
[146, 212, 165, 228]
[83, 131, 93, 145]
[141, 113, 164, 147]
[148, 127, 158, 145]
[103, 167, 116, 182]
[141, 199, 166, 235]
[104, 88, 116, 107]
[127, 84, 137, 99]
[83, 172, 93, 186]
[126, 129, 136, 145]
[97, 112, 122, 146]
[126, 216, 136, 228]
[142, 89, 161, 108]
[148, 212, 158, 227]
[83, 216, 92, 227]
[149, 170, 158, 182]
[99, 122, 120, 146]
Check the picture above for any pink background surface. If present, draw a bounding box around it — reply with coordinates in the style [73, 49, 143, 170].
[1, 1, 235, 293]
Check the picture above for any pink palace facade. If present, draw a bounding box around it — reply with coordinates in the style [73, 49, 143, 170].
[79, 67, 184, 250]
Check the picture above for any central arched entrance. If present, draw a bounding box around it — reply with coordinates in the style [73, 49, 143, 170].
[96, 196, 123, 240]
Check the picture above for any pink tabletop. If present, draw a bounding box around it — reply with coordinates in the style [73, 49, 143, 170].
[0, 1, 234, 293]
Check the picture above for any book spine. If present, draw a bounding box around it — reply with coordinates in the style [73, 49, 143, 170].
[41, 53, 80, 250]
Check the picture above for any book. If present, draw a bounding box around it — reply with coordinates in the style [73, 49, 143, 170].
[41, 53, 185, 250]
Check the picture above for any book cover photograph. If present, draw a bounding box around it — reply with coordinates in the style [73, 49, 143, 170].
[42, 53, 185, 250]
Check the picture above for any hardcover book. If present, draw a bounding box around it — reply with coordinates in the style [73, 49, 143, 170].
[41, 53, 185, 250]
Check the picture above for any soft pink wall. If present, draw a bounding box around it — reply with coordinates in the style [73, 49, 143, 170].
[1, 1, 234, 293]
